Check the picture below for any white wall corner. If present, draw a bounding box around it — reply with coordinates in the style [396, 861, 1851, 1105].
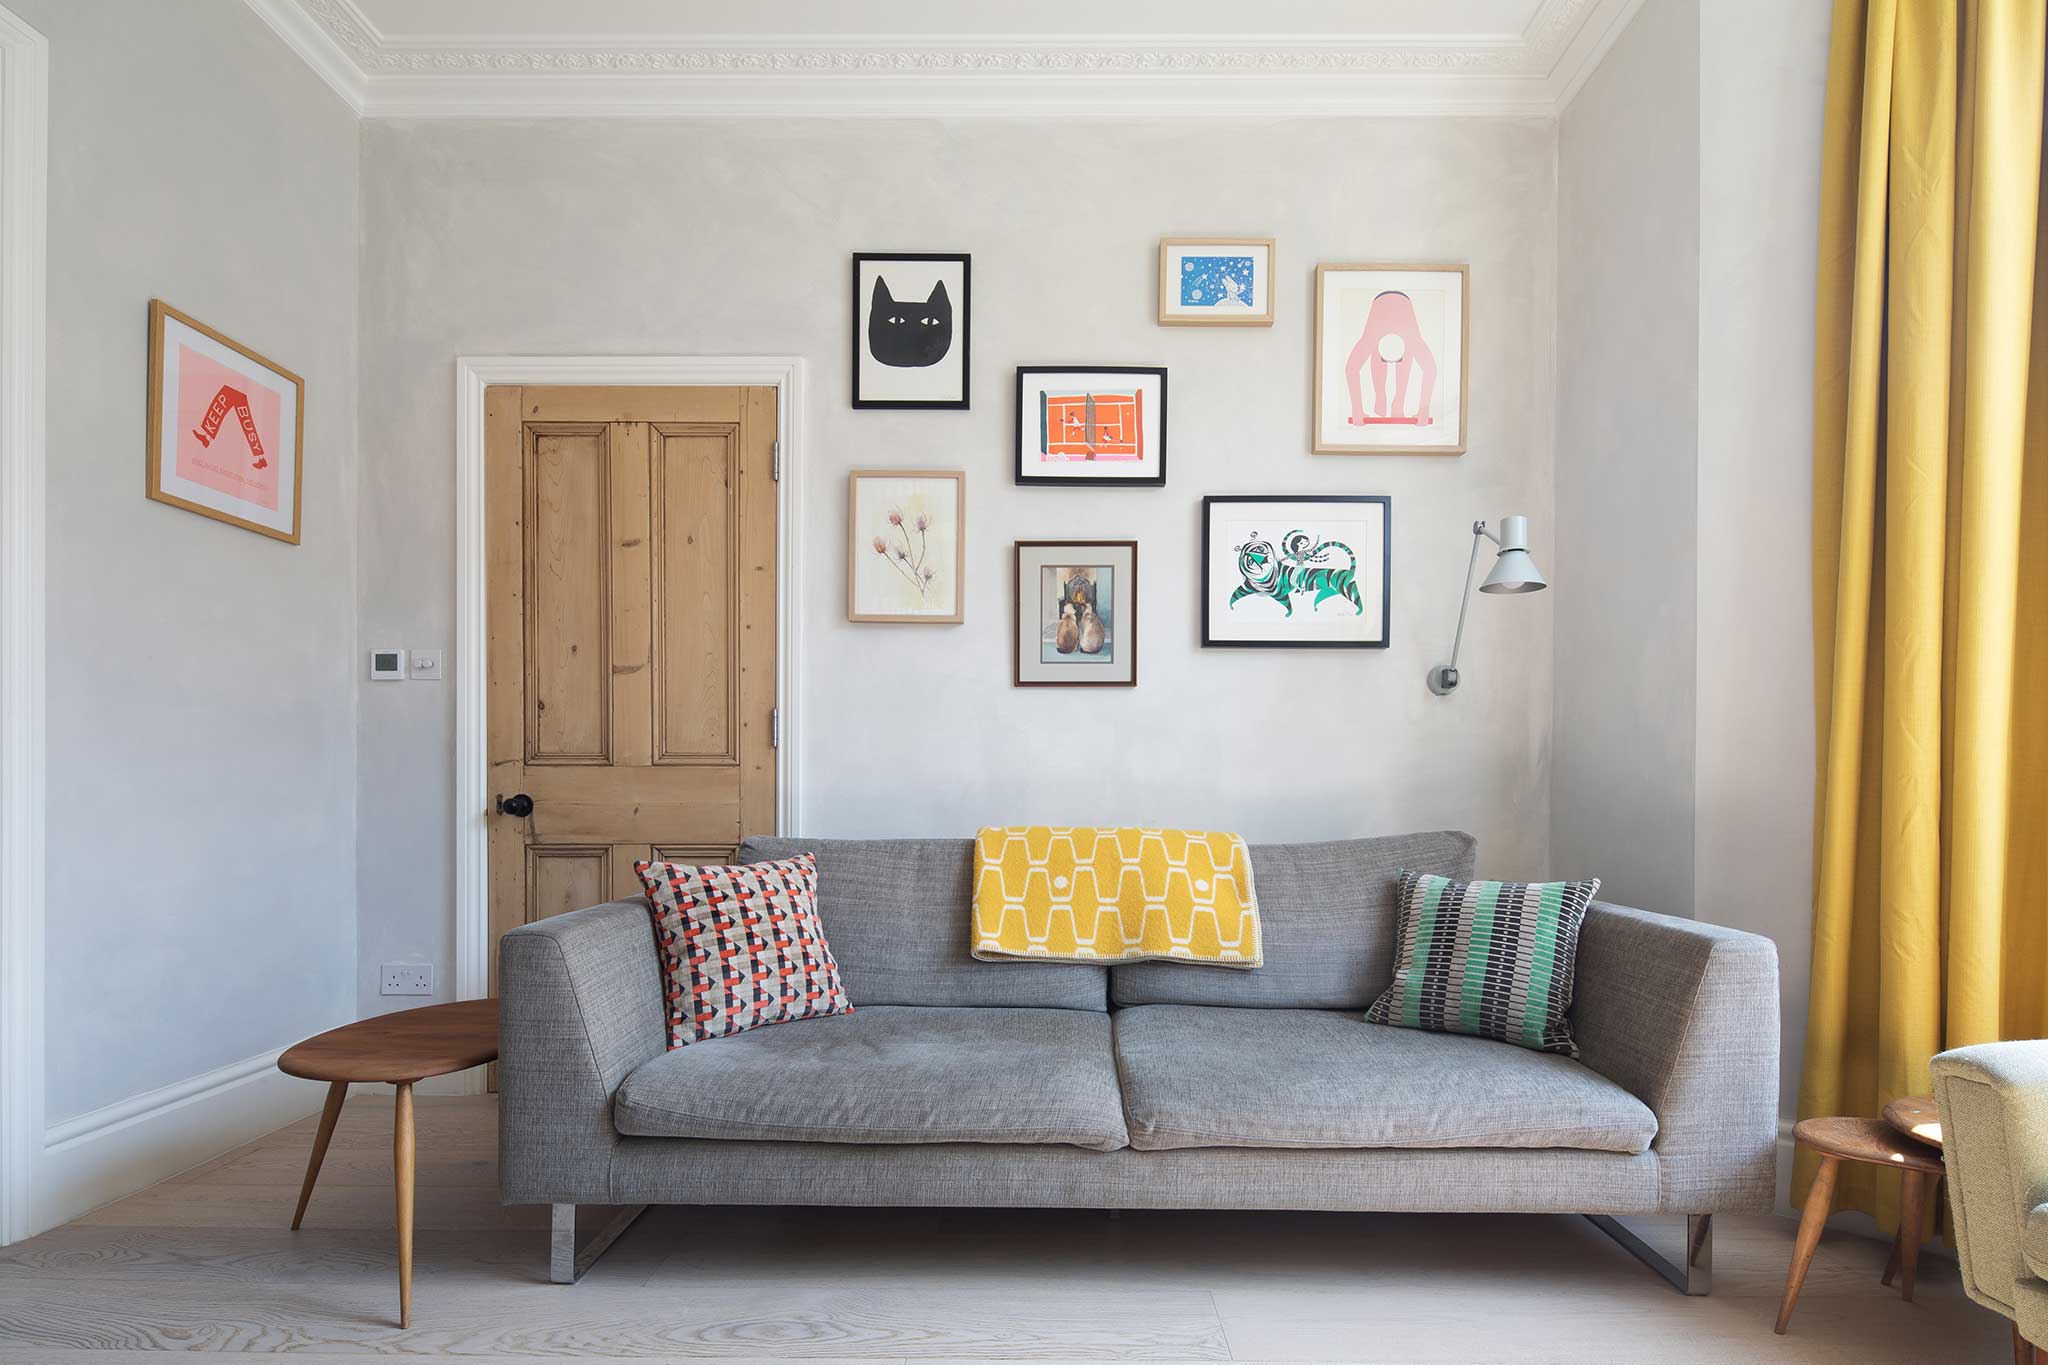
[0, 0, 47, 1248]
[241, 0, 370, 114]
[1550, 0, 1648, 114]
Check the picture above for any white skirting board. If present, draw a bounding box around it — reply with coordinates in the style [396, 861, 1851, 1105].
[34, 1048, 324, 1233]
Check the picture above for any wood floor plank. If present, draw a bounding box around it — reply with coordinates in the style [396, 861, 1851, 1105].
[78, 1182, 548, 1231]
[184, 1141, 499, 1189]
[0, 1355, 912, 1365]
[0, 1225, 637, 1284]
[0, 1276, 1228, 1357]
[0, 1096, 2009, 1363]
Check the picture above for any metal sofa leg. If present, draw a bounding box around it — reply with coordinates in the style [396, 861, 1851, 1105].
[1585, 1213, 1712, 1295]
[549, 1203, 649, 1285]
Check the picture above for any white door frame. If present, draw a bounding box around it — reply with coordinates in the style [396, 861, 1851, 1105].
[0, 3, 46, 1248]
[451, 356, 806, 1010]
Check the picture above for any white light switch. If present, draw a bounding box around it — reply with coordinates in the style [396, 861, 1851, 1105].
[409, 650, 444, 681]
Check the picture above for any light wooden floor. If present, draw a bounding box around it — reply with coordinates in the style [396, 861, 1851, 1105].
[0, 1093, 2016, 1362]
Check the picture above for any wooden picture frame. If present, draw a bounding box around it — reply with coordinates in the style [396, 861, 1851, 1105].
[851, 253, 971, 410]
[146, 299, 306, 542]
[1312, 263, 1468, 455]
[1201, 495, 1391, 649]
[1158, 236, 1275, 326]
[1014, 366, 1167, 487]
[1013, 540, 1138, 687]
[847, 468, 966, 623]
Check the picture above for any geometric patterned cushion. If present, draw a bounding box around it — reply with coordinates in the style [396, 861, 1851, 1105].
[634, 853, 853, 1049]
[1364, 871, 1599, 1057]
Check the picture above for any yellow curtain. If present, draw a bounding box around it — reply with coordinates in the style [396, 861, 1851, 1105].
[1802, 0, 2048, 1226]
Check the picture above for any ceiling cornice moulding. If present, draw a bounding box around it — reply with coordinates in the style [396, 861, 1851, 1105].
[244, 0, 1645, 118]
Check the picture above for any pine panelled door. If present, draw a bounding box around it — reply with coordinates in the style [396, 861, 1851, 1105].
[484, 386, 780, 999]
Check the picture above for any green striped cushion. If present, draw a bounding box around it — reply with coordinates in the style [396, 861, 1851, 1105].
[1364, 871, 1600, 1056]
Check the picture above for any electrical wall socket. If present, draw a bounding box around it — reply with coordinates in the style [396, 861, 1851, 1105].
[380, 963, 434, 996]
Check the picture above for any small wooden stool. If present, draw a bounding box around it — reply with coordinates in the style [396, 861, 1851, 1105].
[1774, 1115, 1945, 1335]
[279, 1000, 499, 1329]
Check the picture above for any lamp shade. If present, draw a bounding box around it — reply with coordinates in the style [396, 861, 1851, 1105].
[1479, 514, 1547, 594]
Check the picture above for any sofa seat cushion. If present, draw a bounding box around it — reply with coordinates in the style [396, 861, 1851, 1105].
[614, 1005, 1130, 1151]
[1112, 1005, 1657, 1154]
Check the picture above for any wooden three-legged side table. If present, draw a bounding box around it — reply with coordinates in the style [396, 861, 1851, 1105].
[278, 1000, 499, 1329]
[1774, 1112, 1945, 1335]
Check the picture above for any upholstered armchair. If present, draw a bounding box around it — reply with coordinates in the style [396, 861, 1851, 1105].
[1931, 1041, 2048, 1362]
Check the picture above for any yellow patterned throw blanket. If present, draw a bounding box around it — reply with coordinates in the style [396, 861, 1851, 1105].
[971, 827, 1262, 967]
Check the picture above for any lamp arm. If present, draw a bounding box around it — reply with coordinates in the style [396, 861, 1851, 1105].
[1444, 520, 1495, 672]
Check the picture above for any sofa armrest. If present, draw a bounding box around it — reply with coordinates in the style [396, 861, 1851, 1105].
[1932, 1040, 2048, 1315]
[498, 899, 666, 1204]
[1571, 901, 1780, 1211]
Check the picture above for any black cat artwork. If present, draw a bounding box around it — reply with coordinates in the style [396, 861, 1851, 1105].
[851, 253, 971, 410]
[867, 278, 953, 369]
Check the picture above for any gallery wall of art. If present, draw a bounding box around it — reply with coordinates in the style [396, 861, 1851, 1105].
[354, 114, 1560, 1014]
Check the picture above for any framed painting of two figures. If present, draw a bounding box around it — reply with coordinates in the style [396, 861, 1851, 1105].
[1312, 264, 1467, 455]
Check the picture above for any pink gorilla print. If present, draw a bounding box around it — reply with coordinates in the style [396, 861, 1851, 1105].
[1344, 289, 1437, 428]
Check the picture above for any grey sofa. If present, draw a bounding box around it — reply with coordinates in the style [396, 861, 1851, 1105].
[499, 832, 1780, 1292]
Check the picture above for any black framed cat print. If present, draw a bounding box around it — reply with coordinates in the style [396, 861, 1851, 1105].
[852, 253, 971, 410]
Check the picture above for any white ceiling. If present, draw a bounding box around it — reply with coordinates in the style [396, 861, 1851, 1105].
[245, 0, 1647, 117]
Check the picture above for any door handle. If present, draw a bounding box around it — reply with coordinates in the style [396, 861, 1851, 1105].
[496, 793, 534, 818]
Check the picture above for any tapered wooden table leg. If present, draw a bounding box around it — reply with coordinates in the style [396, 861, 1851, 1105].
[393, 1081, 415, 1330]
[290, 1080, 348, 1231]
[1894, 1167, 1927, 1303]
[1775, 1153, 1839, 1334]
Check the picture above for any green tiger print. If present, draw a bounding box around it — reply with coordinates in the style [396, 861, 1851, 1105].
[1229, 530, 1364, 617]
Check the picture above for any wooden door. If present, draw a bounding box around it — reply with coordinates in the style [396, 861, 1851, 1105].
[486, 385, 777, 993]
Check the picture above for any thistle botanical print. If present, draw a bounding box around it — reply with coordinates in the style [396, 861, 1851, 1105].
[1202, 496, 1390, 649]
[874, 507, 940, 601]
[847, 470, 964, 624]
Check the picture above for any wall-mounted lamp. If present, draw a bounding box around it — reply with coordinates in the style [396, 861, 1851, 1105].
[1428, 515, 1547, 696]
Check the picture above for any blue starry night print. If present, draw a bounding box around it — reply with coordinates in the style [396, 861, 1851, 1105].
[1180, 255, 1256, 309]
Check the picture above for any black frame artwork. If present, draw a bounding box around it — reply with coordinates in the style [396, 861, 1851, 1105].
[852, 253, 972, 410]
[1013, 366, 1168, 488]
[1200, 495, 1392, 649]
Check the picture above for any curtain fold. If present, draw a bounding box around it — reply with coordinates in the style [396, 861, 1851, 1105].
[1801, 0, 2048, 1227]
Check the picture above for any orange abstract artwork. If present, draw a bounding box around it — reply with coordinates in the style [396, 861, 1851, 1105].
[1039, 390, 1144, 460]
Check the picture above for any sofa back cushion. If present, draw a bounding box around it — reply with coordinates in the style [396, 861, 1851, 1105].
[1109, 832, 1477, 1010]
[738, 836, 1108, 1010]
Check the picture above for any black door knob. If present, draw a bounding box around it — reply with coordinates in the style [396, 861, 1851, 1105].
[497, 793, 534, 818]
